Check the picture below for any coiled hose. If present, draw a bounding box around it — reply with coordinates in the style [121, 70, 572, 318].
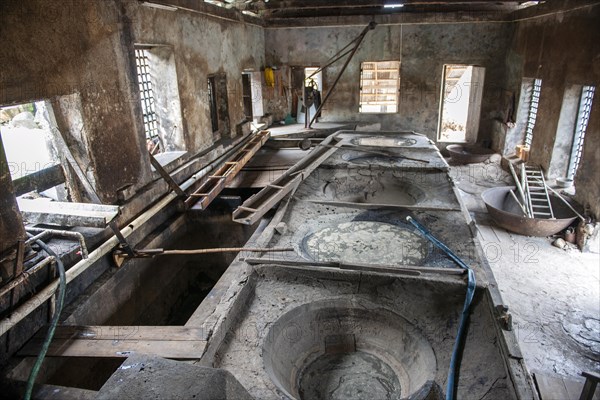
[407, 216, 476, 400]
[24, 233, 66, 400]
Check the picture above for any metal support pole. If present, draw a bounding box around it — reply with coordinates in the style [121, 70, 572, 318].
[308, 21, 377, 128]
[148, 153, 186, 197]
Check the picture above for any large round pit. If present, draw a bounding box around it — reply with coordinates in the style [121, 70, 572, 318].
[301, 221, 430, 265]
[262, 299, 437, 400]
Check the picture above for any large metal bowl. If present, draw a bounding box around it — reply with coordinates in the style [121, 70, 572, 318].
[447, 144, 495, 164]
[481, 186, 578, 237]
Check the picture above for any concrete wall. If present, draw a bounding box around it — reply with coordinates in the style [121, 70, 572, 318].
[503, 2, 600, 216]
[129, 2, 265, 151]
[0, 0, 266, 365]
[264, 22, 513, 143]
[0, 0, 152, 204]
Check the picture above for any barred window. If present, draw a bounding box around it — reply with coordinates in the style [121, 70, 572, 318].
[359, 61, 400, 113]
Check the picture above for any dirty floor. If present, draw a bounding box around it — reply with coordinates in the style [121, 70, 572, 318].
[451, 159, 600, 379]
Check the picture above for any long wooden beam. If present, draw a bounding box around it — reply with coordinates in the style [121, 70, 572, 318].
[185, 130, 270, 210]
[18, 325, 208, 359]
[13, 164, 65, 197]
[232, 133, 343, 225]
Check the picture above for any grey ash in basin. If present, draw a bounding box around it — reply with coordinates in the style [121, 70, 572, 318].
[296, 169, 427, 206]
[301, 221, 430, 265]
[262, 298, 438, 400]
[350, 136, 417, 147]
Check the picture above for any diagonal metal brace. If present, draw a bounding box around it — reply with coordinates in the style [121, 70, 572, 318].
[148, 153, 186, 197]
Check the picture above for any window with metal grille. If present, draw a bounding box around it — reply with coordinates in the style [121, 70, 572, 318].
[567, 85, 595, 180]
[524, 78, 542, 147]
[134, 48, 160, 148]
[359, 61, 400, 113]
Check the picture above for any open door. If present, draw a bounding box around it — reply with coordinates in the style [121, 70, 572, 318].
[438, 64, 485, 143]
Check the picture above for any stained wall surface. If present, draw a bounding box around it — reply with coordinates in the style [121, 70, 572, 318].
[265, 22, 513, 144]
[504, 3, 600, 216]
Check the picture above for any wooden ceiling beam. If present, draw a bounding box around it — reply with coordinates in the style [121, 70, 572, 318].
[256, 0, 521, 11]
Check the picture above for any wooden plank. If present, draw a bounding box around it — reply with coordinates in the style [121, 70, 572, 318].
[185, 130, 270, 210]
[16, 199, 119, 228]
[18, 325, 208, 359]
[33, 325, 209, 340]
[535, 372, 572, 400]
[232, 133, 343, 225]
[13, 164, 65, 197]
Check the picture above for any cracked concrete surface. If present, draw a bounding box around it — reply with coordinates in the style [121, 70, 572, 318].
[452, 159, 600, 378]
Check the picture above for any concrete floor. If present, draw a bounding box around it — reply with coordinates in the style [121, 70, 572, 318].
[452, 160, 600, 379]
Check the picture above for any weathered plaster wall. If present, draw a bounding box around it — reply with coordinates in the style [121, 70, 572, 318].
[129, 2, 265, 151]
[0, 0, 152, 204]
[265, 22, 513, 143]
[505, 3, 600, 216]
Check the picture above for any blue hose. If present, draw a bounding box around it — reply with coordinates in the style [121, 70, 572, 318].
[406, 216, 476, 400]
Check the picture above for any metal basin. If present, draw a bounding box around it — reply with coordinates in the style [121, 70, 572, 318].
[447, 144, 495, 164]
[481, 186, 578, 237]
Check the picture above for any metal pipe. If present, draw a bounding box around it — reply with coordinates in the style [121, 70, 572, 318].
[25, 227, 89, 259]
[306, 48, 354, 79]
[24, 231, 51, 246]
[0, 256, 55, 298]
[308, 21, 377, 128]
[0, 143, 234, 336]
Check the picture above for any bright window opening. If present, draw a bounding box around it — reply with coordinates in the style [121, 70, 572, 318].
[134, 45, 185, 162]
[135, 49, 161, 152]
[438, 64, 485, 143]
[304, 67, 323, 92]
[0, 101, 68, 202]
[567, 85, 595, 180]
[359, 61, 400, 114]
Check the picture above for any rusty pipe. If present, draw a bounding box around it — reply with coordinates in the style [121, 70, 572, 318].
[25, 227, 88, 259]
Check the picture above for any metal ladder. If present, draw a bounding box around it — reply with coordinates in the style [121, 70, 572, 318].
[523, 165, 555, 219]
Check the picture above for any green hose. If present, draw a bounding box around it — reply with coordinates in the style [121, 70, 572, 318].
[24, 234, 66, 400]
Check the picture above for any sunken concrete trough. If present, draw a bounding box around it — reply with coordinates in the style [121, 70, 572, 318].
[212, 266, 516, 400]
[293, 168, 462, 211]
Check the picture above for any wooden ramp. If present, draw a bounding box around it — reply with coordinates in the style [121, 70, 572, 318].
[186, 130, 270, 210]
[232, 134, 344, 225]
[18, 326, 208, 359]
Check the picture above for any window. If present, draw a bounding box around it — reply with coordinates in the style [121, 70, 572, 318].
[207, 74, 230, 140]
[208, 76, 219, 133]
[438, 64, 485, 142]
[0, 101, 65, 200]
[567, 85, 595, 180]
[359, 61, 400, 113]
[134, 45, 185, 158]
[242, 73, 253, 120]
[524, 78, 542, 147]
[304, 67, 323, 92]
[135, 49, 161, 152]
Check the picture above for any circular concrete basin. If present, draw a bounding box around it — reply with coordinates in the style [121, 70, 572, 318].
[351, 136, 417, 147]
[322, 176, 425, 206]
[301, 221, 430, 265]
[262, 298, 437, 400]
